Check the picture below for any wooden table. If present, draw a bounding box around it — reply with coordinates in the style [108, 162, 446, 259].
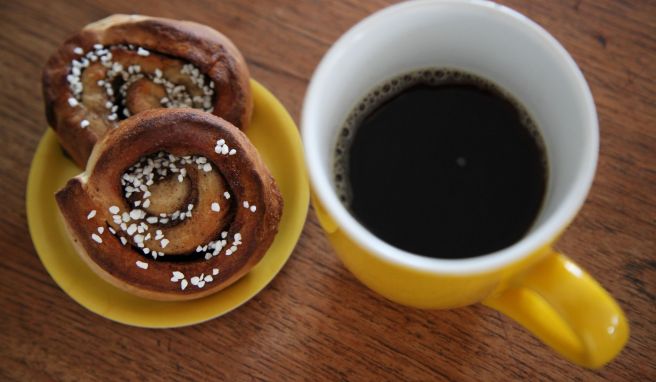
[1, 1, 654, 380]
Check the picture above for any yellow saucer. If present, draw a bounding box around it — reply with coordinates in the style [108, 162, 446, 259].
[26, 80, 309, 328]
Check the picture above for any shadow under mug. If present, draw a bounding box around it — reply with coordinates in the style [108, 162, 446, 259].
[301, 0, 628, 368]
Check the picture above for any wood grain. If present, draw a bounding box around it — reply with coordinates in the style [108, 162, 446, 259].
[0, 0, 654, 380]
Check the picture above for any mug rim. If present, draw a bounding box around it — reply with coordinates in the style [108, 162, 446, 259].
[301, 0, 599, 275]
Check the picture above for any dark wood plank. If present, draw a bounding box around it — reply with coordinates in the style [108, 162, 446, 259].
[0, 0, 653, 380]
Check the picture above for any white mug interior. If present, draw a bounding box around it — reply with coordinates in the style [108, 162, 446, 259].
[302, 0, 598, 274]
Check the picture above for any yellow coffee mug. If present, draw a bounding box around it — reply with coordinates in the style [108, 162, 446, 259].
[302, 0, 628, 368]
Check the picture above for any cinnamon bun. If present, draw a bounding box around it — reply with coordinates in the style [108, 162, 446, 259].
[55, 108, 282, 300]
[43, 14, 252, 168]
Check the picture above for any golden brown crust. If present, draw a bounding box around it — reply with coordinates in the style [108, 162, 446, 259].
[43, 14, 252, 168]
[56, 109, 282, 301]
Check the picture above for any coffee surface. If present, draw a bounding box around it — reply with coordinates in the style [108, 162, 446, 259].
[334, 70, 548, 259]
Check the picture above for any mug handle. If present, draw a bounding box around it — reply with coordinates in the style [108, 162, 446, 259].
[483, 251, 629, 368]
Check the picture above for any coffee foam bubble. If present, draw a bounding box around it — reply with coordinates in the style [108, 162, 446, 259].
[333, 68, 545, 207]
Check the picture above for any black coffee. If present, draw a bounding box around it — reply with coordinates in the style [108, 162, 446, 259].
[334, 69, 548, 259]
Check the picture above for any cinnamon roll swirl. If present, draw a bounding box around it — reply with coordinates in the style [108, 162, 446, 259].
[43, 14, 251, 168]
[55, 108, 282, 300]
